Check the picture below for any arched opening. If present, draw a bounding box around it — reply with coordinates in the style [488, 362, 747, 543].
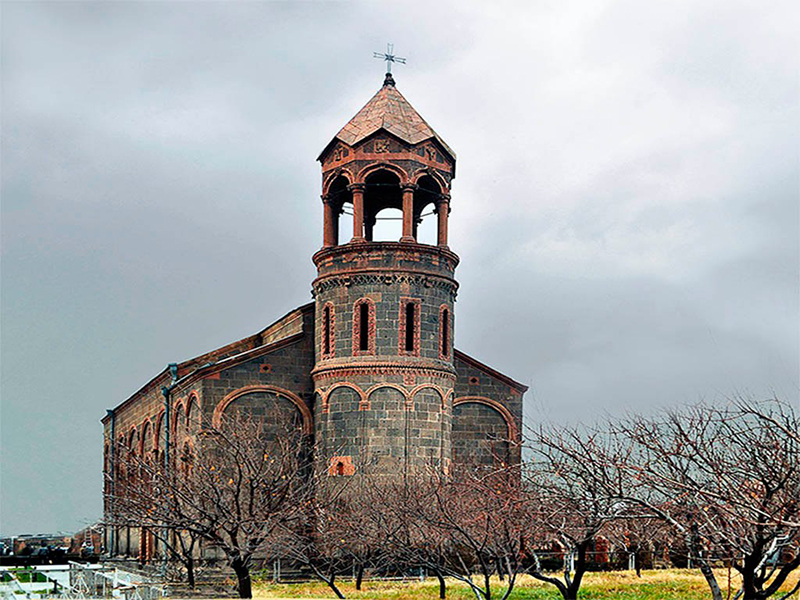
[371, 208, 403, 241]
[336, 461, 345, 476]
[364, 169, 402, 241]
[414, 175, 442, 245]
[327, 175, 352, 246]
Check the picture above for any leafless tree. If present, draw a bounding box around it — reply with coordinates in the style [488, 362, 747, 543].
[615, 398, 800, 600]
[521, 424, 635, 600]
[107, 416, 313, 598]
[401, 468, 526, 600]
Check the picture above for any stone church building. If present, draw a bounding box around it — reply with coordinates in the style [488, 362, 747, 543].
[102, 72, 527, 558]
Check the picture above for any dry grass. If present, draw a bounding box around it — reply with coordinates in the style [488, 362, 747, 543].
[253, 568, 800, 599]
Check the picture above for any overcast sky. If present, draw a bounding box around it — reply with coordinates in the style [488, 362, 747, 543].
[1, 0, 797, 536]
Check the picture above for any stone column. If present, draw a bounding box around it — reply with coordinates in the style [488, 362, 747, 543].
[437, 194, 450, 247]
[401, 184, 416, 243]
[322, 196, 337, 247]
[349, 184, 366, 242]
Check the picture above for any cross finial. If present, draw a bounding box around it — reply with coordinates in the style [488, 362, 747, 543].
[373, 43, 406, 84]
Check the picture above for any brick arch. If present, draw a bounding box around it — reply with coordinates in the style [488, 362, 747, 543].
[213, 384, 313, 435]
[453, 396, 519, 442]
[172, 399, 186, 434]
[356, 162, 409, 185]
[409, 384, 449, 408]
[323, 168, 355, 196]
[321, 382, 366, 412]
[127, 426, 139, 452]
[186, 392, 201, 434]
[410, 167, 448, 193]
[139, 419, 153, 456]
[365, 383, 410, 410]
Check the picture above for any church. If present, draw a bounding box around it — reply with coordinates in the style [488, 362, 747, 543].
[102, 69, 527, 557]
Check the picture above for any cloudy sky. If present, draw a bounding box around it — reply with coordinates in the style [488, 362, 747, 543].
[1, 0, 797, 536]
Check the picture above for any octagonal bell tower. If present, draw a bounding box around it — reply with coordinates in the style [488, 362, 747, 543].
[312, 72, 458, 479]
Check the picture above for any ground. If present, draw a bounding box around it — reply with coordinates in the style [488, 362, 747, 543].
[253, 569, 800, 599]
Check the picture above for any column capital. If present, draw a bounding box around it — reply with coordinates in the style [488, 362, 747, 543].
[347, 183, 366, 192]
[401, 183, 418, 192]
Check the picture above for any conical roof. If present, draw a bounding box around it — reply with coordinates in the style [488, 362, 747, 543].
[319, 74, 455, 161]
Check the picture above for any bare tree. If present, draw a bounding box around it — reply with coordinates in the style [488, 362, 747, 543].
[521, 425, 633, 600]
[108, 416, 313, 598]
[616, 399, 800, 600]
[402, 469, 526, 600]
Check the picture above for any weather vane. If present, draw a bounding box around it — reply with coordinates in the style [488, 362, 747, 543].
[373, 43, 406, 74]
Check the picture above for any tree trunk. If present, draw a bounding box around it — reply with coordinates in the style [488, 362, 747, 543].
[355, 564, 364, 591]
[697, 560, 724, 600]
[434, 569, 446, 600]
[186, 556, 195, 590]
[327, 573, 346, 600]
[230, 556, 252, 599]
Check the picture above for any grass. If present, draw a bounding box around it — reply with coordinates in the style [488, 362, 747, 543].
[253, 569, 800, 599]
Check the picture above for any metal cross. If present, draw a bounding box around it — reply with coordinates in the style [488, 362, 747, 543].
[373, 43, 406, 74]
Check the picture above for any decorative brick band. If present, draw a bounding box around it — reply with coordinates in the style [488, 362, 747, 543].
[312, 272, 458, 299]
[312, 361, 456, 382]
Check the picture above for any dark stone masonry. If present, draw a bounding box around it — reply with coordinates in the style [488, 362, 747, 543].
[102, 73, 527, 558]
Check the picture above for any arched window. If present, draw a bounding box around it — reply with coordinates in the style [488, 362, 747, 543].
[322, 302, 335, 359]
[399, 298, 421, 356]
[336, 461, 345, 476]
[353, 298, 375, 356]
[439, 305, 451, 359]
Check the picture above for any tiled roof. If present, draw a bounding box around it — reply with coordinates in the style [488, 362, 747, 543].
[325, 75, 455, 160]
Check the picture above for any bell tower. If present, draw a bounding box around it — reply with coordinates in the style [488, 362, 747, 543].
[312, 72, 458, 478]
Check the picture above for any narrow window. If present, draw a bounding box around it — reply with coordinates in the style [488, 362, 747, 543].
[405, 302, 416, 352]
[323, 305, 331, 355]
[336, 461, 345, 476]
[441, 307, 450, 358]
[399, 298, 420, 356]
[359, 303, 369, 351]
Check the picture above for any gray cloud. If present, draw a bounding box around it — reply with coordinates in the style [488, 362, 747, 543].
[1, 0, 797, 535]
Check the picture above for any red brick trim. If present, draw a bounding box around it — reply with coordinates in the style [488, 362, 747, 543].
[355, 161, 409, 185]
[410, 166, 450, 191]
[320, 382, 367, 413]
[322, 168, 355, 195]
[172, 400, 186, 435]
[439, 304, 451, 360]
[321, 301, 336, 359]
[453, 396, 519, 442]
[364, 383, 411, 410]
[398, 297, 421, 356]
[352, 298, 376, 356]
[409, 384, 451, 409]
[212, 385, 313, 435]
[139, 419, 153, 456]
[312, 362, 456, 381]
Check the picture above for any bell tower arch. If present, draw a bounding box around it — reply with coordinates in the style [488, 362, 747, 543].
[312, 73, 458, 478]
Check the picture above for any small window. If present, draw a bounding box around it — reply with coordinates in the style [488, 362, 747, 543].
[353, 298, 375, 355]
[322, 303, 335, 358]
[336, 461, 345, 476]
[399, 298, 421, 356]
[440, 306, 450, 359]
[359, 304, 369, 351]
[405, 303, 416, 352]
